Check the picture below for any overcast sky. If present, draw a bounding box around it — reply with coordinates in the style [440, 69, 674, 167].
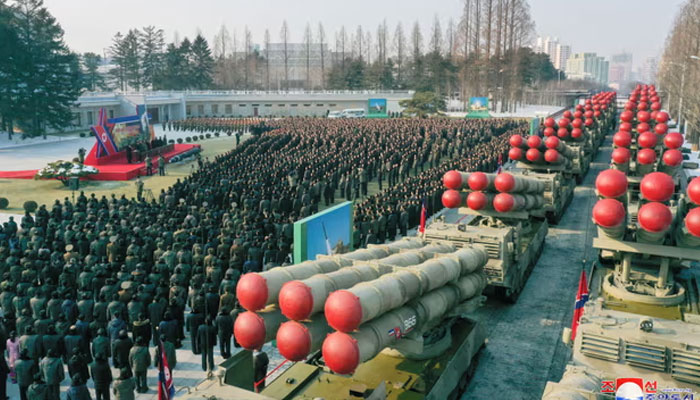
[43, 0, 685, 69]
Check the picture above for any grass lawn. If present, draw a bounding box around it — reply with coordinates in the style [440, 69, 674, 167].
[0, 136, 243, 214]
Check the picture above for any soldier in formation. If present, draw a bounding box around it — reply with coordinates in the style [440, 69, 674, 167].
[0, 116, 520, 397]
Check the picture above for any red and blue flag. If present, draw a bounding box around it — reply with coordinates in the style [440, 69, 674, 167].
[158, 342, 175, 400]
[570, 269, 589, 341]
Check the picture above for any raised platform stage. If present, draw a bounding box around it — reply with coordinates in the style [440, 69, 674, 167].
[0, 144, 200, 181]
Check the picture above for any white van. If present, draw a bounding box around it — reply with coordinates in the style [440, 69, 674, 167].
[328, 111, 343, 119]
[340, 108, 366, 118]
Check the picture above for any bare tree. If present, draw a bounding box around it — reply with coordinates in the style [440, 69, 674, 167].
[376, 19, 388, 65]
[213, 24, 232, 88]
[446, 18, 456, 60]
[365, 30, 372, 65]
[394, 22, 406, 86]
[430, 15, 443, 55]
[244, 26, 252, 90]
[340, 26, 347, 72]
[355, 25, 364, 61]
[411, 21, 422, 63]
[318, 22, 326, 89]
[659, 0, 700, 146]
[264, 29, 271, 90]
[304, 23, 313, 90]
[280, 20, 290, 90]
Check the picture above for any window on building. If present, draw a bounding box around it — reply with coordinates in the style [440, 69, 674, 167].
[87, 111, 94, 125]
[225, 104, 232, 114]
[303, 104, 311, 107]
[252, 104, 260, 107]
[186, 105, 192, 115]
[198, 105, 204, 114]
[291, 104, 298, 107]
[73, 113, 81, 127]
[212, 104, 219, 114]
[109, 110, 114, 119]
[278, 104, 285, 107]
[317, 104, 324, 107]
[239, 104, 247, 107]
[329, 103, 337, 107]
[264, 104, 272, 107]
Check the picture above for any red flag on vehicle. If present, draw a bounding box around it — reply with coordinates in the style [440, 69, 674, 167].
[419, 200, 427, 234]
[570, 269, 589, 341]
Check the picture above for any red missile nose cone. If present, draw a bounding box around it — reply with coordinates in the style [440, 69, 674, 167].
[442, 170, 463, 190]
[494, 173, 515, 193]
[277, 321, 311, 361]
[322, 331, 360, 375]
[595, 169, 628, 198]
[325, 290, 362, 333]
[467, 171, 488, 191]
[638, 131, 657, 148]
[640, 172, 675, 202]
[687, 177, 700, 205]
[663, 149, 683, 167]
[654, 123, 668, 135]
[571, 128, 583, 139]
[619, 122, 632, 132]
[557, 128, 569, 138]
[526, 148, 541, 162]
[509, 134, 524, 147]
[527, 135, 542, 148]
[508, 147, 523, 161]
[571, 118, 583, 129]
[441, 190, 462, 209]
[237, 273, 268, 312]
[655, 111, 669, 123]
[685, 208, 700, 237]
[592, 199, 626, 228]
[637, 111, 651, 123]
[493, 193, 515, 212]
[611, 147, 631, 164]
[637, 148, 657, 165]
[638, 202, 672, 233]
[545, 136, 560, 149]
[467, 191, 488, 210]
[620, 111, 634, 122]
[563, 110, 573, 119]
[613, 131, 632, 147]
[664, 132, 683, 149]
[543, 127, 555, 137]
[544, 149, 559, 163]
[544, 117, 556, 128]
[279, 281, 314, 321]
[558, 118, 570, 128]
[233, 311, 266, 350]
[637, 122, 650, 133]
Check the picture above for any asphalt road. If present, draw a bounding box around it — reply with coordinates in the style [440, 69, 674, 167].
[462, 138, 612, 399]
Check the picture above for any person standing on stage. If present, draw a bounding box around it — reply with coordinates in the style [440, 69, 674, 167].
[158, 155, 166, 176]
[144, 156, 152, 176]
[126, 145, 133, 164]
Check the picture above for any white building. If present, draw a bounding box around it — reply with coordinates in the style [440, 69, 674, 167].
[566, 53, 609, 85]
[68, 90, 413, 131]
[534, 36, 570, 72]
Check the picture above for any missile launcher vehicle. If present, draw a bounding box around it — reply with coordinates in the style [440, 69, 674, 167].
[543, 84, 700, 399]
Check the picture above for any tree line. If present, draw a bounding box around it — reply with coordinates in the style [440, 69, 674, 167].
[102, 0, 558, 112]
[658, 0, 700, 146]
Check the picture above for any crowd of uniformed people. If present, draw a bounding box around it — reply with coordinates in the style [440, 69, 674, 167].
[0, 116, 524, 399]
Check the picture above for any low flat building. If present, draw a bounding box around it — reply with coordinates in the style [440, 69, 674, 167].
[69, 90, 413, 131]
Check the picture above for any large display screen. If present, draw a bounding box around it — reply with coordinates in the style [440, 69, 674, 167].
[293, 201, 353, 262]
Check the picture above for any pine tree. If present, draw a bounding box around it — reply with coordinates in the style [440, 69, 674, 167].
[140, 25, 164, 90]
[122, 29, 141, 90]
[0, 0, 23, 138]
[109, 32, 127, 90]
[10, 0, 82, 138]
[179, 38, 193, 89]
[82, 52, 105, 91]
[157, 43, 185, 90]
[190, 34, 214, 89]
